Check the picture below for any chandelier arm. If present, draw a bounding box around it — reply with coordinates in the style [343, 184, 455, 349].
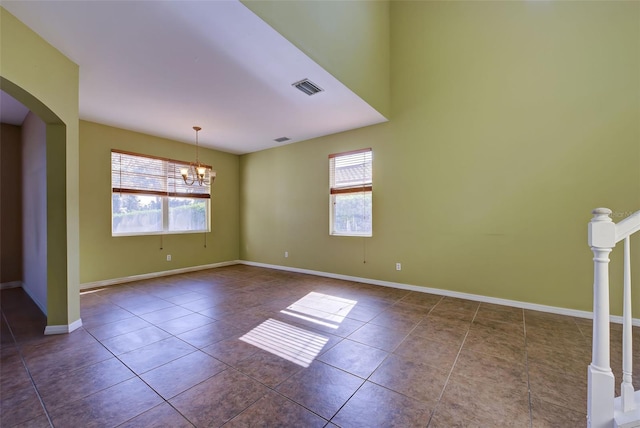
[181, 164, 197, 186]
[184, 126, 210, 187]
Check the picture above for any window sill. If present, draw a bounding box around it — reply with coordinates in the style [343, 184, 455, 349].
[330, 233, 372, 238]
[112, 229, 210, 237]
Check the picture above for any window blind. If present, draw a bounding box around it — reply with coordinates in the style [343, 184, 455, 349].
[329, 148, 372, 195]
[111, 150, 212, 199]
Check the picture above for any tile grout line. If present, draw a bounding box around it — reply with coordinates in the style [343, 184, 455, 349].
[90, 289, 328, 427]
[310, 290, 420, 425]
[83, 320, 224, 428]
[425, 302, 479, 427]
[86, 285, 323, 427]
[379, 294, 451, 426]
[1, 310, 54, 428]
[401, 295, 446, 426]
[523, 309, 534, 428]
[9, 269, 591, 426]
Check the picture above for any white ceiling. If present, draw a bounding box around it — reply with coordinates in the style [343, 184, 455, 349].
[1, 0, 386, 154]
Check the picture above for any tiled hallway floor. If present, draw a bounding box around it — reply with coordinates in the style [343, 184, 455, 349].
[1, 265, 634, 427]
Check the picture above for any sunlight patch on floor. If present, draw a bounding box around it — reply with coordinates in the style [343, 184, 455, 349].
[280, 292, 357, 329]
[239, 318, 329, 367]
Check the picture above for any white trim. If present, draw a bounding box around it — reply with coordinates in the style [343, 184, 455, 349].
[239, 260, 640, 327]
[78, 258, 639, 327]
[615, 210, 640, 243]
[44, 318, 83, 335]
[79, 261, 239, 290]
[0, 281, 22, 290]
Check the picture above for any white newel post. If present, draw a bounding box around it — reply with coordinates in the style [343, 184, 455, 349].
[588, 208, 616, 428]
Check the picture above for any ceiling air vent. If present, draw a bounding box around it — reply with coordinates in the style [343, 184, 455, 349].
[292, 79, 323, 96]
[274, 137, 290, 143]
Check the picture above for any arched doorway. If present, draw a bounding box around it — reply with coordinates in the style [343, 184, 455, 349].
[1, 5, 83, 334]
[1, 77, 80, 333]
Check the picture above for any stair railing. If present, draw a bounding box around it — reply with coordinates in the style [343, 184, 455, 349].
[588, 207, 640, 428]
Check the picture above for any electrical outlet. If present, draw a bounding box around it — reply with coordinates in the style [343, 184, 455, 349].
[396, 263, 401, 271]
[166, 255, 172, 261]
[285, 251, 289, 258]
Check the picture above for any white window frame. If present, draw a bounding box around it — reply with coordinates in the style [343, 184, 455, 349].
[329, 148, 373, 237]
[111, 150, 212, 236]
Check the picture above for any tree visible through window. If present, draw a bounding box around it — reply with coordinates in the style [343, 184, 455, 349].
[329, 148, 372, 236]
[111, 150, 211, 236]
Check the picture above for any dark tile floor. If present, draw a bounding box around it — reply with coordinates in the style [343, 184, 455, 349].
[1, 264, 636, 427]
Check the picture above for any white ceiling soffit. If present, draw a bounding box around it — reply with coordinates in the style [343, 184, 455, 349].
[2, 0, 387, 154]
[0, 90, 29, 126]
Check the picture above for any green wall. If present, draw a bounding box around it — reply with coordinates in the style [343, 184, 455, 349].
[79, 121, 240, 284]
[0, 7, 80, 326]
[241, 1, 640, 314]
[242, 0, 390, 118]
[7, 1, 639, 319]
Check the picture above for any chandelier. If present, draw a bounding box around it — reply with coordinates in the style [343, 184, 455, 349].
[181, 126, 209, 186]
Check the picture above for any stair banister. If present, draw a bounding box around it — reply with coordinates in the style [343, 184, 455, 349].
[588, 208, 640, 428]
[615, 211, 640, 243]
[617, 210, 640, 421]
[588, 207, 616, 428]
[622, 235, 634, 412]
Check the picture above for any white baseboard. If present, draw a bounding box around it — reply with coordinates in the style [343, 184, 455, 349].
[79, 260, 239, 291]
[21, 285, 47, 315]
[0, 281, 22, 290]
[44, 318, 83, 335]
[239, 260, 640, 327]
[77, 258, 638, 327]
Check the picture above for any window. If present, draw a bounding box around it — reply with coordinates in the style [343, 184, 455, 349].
[329, 148, 372, 236]
[111, 150, 212, 236]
